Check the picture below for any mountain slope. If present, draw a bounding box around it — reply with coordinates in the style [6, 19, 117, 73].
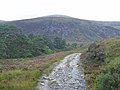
[2, 15, 120, 44]
[95, 21, 120, 30]
[0, 20, 5, 22]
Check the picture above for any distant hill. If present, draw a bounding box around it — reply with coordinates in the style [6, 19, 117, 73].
[96, 21, 120, 30]
[0, 20, 5, 23]
[1, 15, 120, 44]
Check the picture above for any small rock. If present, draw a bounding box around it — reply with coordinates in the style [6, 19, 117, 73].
[74, 86, 78, 89]
[40, 82, 45, 86]
[42, 76, 49, 80]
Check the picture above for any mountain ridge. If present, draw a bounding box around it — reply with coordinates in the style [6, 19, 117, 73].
[1, 15, 120, 44]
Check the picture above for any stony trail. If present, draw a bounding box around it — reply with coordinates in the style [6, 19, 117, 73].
[36, 53, 86, 90]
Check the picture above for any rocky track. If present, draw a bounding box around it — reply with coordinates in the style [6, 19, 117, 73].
[36, 53, 86, 90]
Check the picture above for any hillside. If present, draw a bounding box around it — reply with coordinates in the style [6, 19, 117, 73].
[0, 24, 68, 59]
[81, 37, 120, 90]
[2, 15, 120, 44]
[95, 21, 120, 30]
[0, 21, 4, 22]
[0, 16, 120, 90]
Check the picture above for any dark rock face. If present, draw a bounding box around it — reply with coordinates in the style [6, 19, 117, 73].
[88, 43, 104, 62]
[88, 43, 98, 52]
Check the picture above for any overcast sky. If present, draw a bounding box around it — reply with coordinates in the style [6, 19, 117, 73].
[0, 0, 120, 21]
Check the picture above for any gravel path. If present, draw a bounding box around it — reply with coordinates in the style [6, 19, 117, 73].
[36, 53, 86, 90]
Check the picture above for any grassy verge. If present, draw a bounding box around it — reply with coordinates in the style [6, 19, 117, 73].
[0, 50, 77, 90]
[81, 37, 120, 90]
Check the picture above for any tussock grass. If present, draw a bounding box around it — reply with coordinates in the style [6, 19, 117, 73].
[81, 37, 120, 90]
[0, 51, 75, 90]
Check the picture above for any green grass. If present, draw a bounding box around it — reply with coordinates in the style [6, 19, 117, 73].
[95, 37, 120, 90]
[0, 70, 41, 90]
[81, 37, 120, 90]
[0, 51, 76, 90]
